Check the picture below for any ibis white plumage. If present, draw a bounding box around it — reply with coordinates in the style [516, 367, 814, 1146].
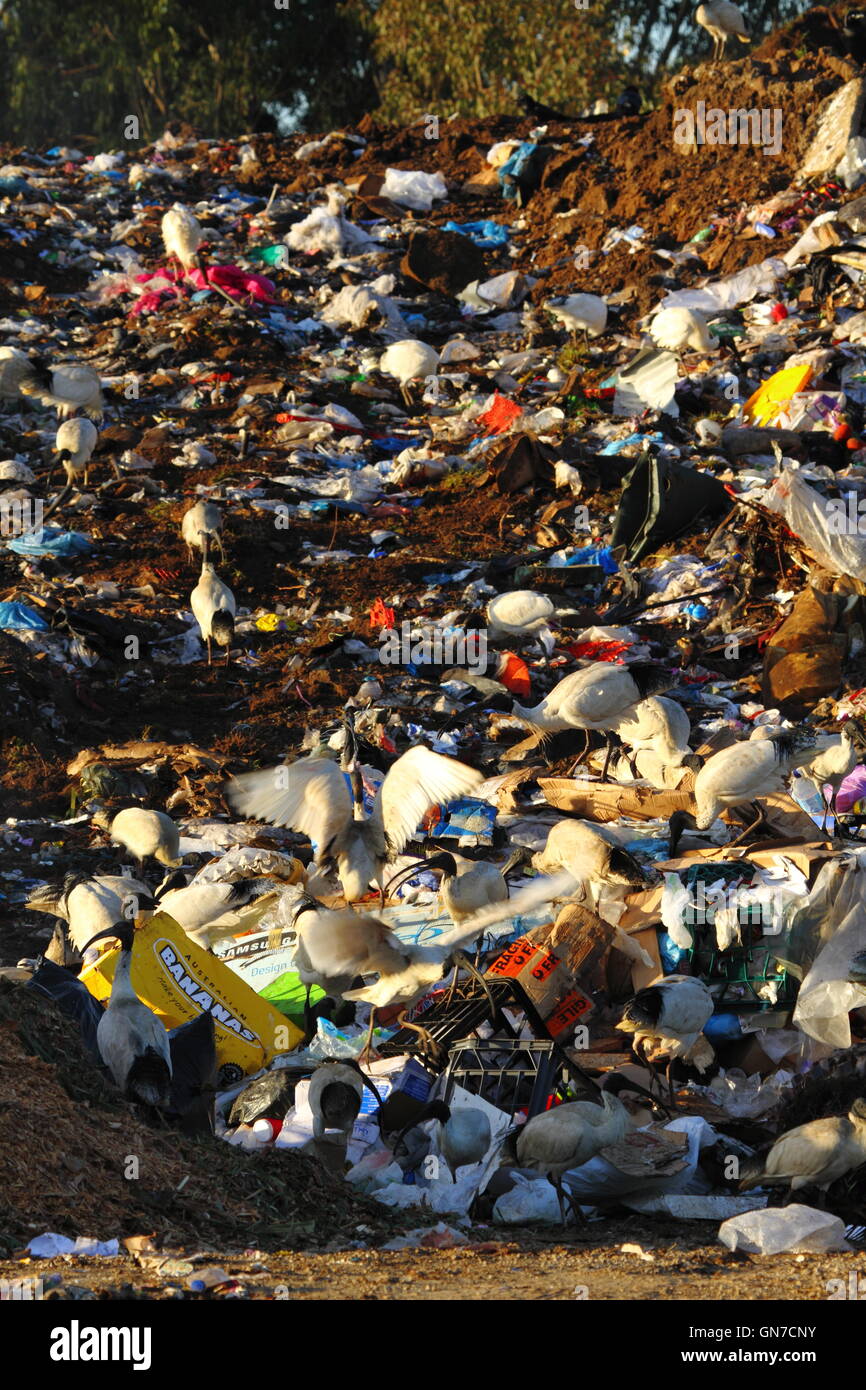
[618, 974, 715, 1097]
[153, 871, 281, 949]
[55, 417, 98, 489]
[532, 818, 646, 908]
[26, 872, 154, 954]
[162, 202, 203, 272]
[669, 728, 820, 853]
[94, 807, 183, 872]
[413, 1099, 492, 1179]
[19, 359, 104, 421]
[739, 1100, 866, 1200]
[515, 1092, 630, 1222]
[190, 559, 236, 665]
[512, 660, 673, 776]
[695, 1, 750, 62]
[389, 849, 512, 925]
[612, 695, 701, 781]
[649, 306, 718, 355]
[226, 737, 483, 903]
[379, 339, 439, 407]
[84, 921, 172, 1108]
[181, 499, 224, 564]
[545, 294, 609, 343]
[798, 722, 861, 832]
[486, 590, 556, 655]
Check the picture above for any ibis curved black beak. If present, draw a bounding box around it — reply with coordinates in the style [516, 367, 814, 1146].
[80, 920, 135, 956]
[384, 853, 456, 900]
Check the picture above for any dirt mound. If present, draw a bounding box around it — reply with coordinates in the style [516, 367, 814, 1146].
[0, 979, 399, 1253]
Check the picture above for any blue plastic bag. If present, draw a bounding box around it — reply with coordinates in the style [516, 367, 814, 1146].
[0, 601, 49, 631]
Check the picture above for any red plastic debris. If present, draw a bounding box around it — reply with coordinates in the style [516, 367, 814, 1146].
[497, 651, 531, 697]
[566, 639, 630, 662]
[477, 392, 523, 435]
[369, 597, 395, 630]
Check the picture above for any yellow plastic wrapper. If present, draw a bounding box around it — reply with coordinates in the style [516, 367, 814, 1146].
[80, 911, 302, 1076]
[742, 365, 813, 426]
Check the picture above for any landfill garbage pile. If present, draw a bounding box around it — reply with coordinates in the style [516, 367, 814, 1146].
[5, 6, 866, 1280]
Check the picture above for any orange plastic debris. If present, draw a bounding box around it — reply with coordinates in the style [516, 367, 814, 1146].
[477, 392, 523, 435]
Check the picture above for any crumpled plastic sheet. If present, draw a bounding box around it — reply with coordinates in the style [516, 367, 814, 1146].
[28, 1232, 120, 1258]
[762, 463, 866, 581]
[660, 258, 786, 314]
[380, 167, 447, 211]
[793, 853, 866, 1048]
[719, 1204, 850, 1255]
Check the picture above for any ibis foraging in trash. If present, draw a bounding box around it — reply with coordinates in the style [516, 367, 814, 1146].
[19, 358, 104, 421]
[54, 417, 98, 490]
[649, 306, 718, 355]
[738, 1100, 866, 1203]
[379, 339, 439, 408]
[93, 806, 183, 873]
[545, 293, 609, 346]
[695, 1, 750, 62]
[308, 1059, 366, 1141]
[618, 974, 715, 1101]
[162, 202, 203, 273]
[398, 1098, 492, 1180]
[181, 499, 225, 565]
[532, 819, 646, 909]
[612, 696, 702, 781]
[190, 559, 236, 665]
[798, 721, 862, 833]
[226, 733, 483, 904]
[515, 1091, 630, 1223]
[153, 872, 282, 948]
[82, 921, 172, 1109]
[668, 728, 820, 854]
[27, 872, 155, 954]
[512, 661, 674, 776]
[486, 590, 556, 655]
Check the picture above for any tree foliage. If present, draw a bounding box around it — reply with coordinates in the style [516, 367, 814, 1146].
[0, 0, 376, 147]
[0, 0, 822, 145]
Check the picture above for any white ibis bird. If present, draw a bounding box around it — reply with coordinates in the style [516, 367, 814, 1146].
[83, 921, 172, 1108]
[486, 590, 556, 655]
[669, 727, 820, 854]
[54, 417, 98, 489]
[545, 294, 609, 345]
[512, 661, 674, 776]
[649, 306, 718, 355]
[19, 358, 104, 421]
[27, 872, 154, 954]
[798, 722, 862, 833]
[152, 871, 282, 949]
[695, 1, 750, 62]
[532, 819, 646, 908]
[612, 696, 702, 780]
[0, 345, 38, 403]
[181, 499, 224, 565]
[400, 1098, 492, 1179]
[190, 559, 236, 665]
[389, 850, 512, 923]
[739, 1100, 866, 1203]
[618, 974, 714, 1100]
[297, 872, 577, 1058]
[516, 1091, 630, 1223]
[93, 807, 183, 872]
[161, 202, 203, 273]
[308, 1059, 366, 1141]
[226, 730, 482, 904]
[379, 339, 439, 407]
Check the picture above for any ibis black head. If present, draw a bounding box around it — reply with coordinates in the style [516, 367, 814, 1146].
[681, 752, 704, 774]
[154, 869, 188, 901]
[291, 892, 323, 927]
[81, 920, 136, 955]
[210, 610, 234, 647]
[628, 663, 674, 701]
[668, 809, 698, 857]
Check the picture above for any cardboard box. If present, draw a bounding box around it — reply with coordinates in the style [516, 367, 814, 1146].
[485, 935, 593, 1041]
